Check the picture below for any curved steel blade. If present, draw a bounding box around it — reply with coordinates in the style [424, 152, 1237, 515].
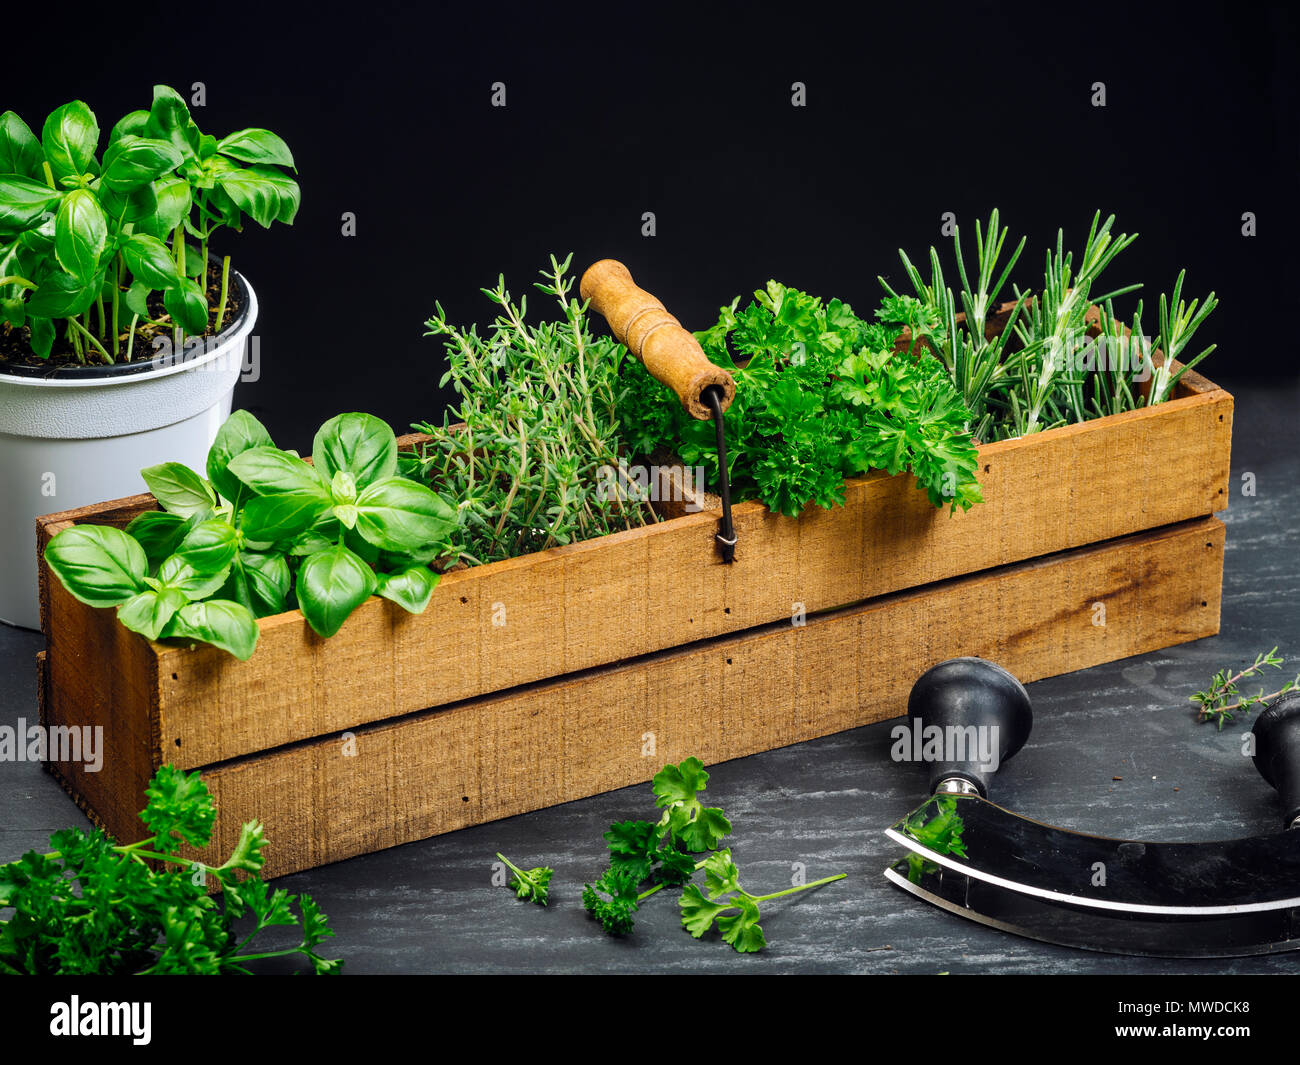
[886, 795, 1300, 915]
[885, 858, 1300, 957]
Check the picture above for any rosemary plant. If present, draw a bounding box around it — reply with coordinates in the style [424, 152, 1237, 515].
[882, 208, 1028, 441]
[885, 210, 1216, 442]
[1007, 212, 1140, 435]
[415, 255, 658, 566]
[1148, 269, 1218, 404]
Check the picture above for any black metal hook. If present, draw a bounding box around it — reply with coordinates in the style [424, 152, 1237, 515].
[702, 385, 736, 564]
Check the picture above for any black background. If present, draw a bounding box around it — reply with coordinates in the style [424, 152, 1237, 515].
[5, 0, 1296, 450]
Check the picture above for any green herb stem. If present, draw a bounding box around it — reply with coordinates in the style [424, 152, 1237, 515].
[745, 873, 847, 903]
[125, 313, 139, 362]
[636, 859, 711, 902]
[215, 255, 231, 333]
[67, 316, 112, 363]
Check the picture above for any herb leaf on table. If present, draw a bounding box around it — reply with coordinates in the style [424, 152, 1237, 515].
[496, 853, 554, 906]
[0, 764, 341, 975]
[570, 757, 843, 952]
[1192, 647, 1299, 730]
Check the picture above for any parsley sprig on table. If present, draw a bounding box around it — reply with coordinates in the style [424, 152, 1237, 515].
[580, 757, 845, 953]
[496, 853, 554, 905]
[618, 283, 982, 518]
[0, 765, 341, 975]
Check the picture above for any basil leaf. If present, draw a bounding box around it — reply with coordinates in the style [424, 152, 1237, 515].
[174, 518, 238, 574]
[44, 525, 147, 608]
[25, 270, 99, 318]
[140, 461, 216, 516]
[296, 543, 377, 638]
[343, 525, 379, 564]
[124, 280, 152, 318]
[54, 189, 107, 282]
[354, 477, 458, 553]
[120, 233, 179, 290]
[99, 180, 158, 224]
[41, 101, 99, 185]
[109, 109, 150, 144]
[135, 176, 190, 239]
[376, 565, 439, 615]
[216, 128, 295, 169]
[0, 111, 44, 180]
[1, 296, 24, 328]
[163, 599, 258, 660]
[0, 176, 61, 233]
[18, 225, 56, 262]
[116, 586, 187, 641]
[206, 409, 275, 504]
[215, 165, 300, 227]
[288, 527, 336, 556]
[311, 413, 397, 489]
[27, 315, 53, 358]
[125, 510, 190, 567]
[144, 85, 199, 164]
[217, 564, 254, 614]
[227, 445, 325, 496]
[240, 492, 331, 541]
[163, 276, 208, 334]
[100, 135, 182, 193]
[241, 550, 290, 616]
[158, 553, 231, 600]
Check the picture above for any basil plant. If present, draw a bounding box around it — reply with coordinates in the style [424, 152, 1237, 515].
[0, 85, 298, 364]
[44, 412, 457, 659]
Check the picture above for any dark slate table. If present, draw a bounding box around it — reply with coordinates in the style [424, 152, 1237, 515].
[3, 378, 1297, 974]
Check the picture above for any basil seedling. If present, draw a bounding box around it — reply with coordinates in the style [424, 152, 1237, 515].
[0, 85, 297, 365]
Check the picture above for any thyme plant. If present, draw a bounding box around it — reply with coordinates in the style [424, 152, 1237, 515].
[415, 255, 658, 566]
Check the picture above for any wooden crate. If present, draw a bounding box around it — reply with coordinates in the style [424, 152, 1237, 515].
[35, 368, 1232, 878]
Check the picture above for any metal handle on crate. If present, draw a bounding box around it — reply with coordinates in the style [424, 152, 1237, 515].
[580, 259, 737, 563]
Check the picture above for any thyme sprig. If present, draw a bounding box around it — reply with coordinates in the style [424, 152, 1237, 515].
[1191, 647, 1300, 730]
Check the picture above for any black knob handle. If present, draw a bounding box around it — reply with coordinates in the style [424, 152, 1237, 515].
[906, 657, 1034, 798]
[1251, 691, 1300, 829]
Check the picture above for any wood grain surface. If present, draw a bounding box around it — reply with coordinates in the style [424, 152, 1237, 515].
[150, 515, 1225, 878]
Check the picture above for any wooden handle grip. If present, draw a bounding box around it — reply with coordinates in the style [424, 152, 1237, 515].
[580, 259, 735, 420]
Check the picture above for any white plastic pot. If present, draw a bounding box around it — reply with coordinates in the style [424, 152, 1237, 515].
[0, 275, 257, 630]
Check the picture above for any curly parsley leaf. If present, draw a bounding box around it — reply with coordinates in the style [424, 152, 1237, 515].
[679, 883, 729, 938]
[139, 763, 216, 854]
[902, 795, 970, 883]
[582, 866, 641, 935]
[496, 853, 554, 906]
[619, 282, 982, 518]
[0, 764, 342, 975]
